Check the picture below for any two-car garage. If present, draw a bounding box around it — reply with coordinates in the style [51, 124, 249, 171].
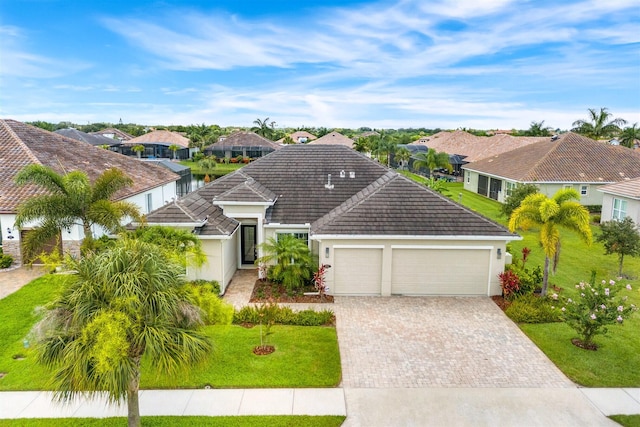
[329, 243, 497, 296]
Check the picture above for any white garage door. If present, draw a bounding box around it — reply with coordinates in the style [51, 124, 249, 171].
[333, 248, 382, 295]
[391, 248, 490, 295]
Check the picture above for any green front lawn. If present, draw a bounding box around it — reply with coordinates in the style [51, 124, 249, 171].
[179, 160, 245, 177]
[441, 182, 640, 387]
[610, 415, 640, 427]
[0, 275, 341, 391]
[0, 416, 346, 427]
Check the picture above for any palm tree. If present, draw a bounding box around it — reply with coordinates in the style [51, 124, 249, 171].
[14, 165, 141, 259]
[256, 234, 312, 291]
[412, 148, 452, 177]
[525, 120, 552, 137]
[168, 144, 180, 160]
[394, 147, 411, 169]
[251, 117, 276, 140]
[572, 107, 627, 140]
[353, 137, 371, 154]
[619, 123, 640, 148]
[33, 237, 211, 427]
[131, 144, 145, 158]
[509, 189, 592, 295]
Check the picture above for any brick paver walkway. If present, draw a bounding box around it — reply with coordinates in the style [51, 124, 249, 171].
[0, 266, 46, 299]
[334, 296, 575, 389]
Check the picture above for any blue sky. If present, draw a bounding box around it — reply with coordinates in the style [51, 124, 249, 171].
[1, 0, 639, 130]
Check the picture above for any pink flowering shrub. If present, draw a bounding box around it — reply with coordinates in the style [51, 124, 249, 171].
[560, 278, 637, 348]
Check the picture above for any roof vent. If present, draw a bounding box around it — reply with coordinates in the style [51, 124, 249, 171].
[324, 174, 334, 189]
[551, 134, 559, 141]
[349, 171, 356, 178]
[340, 170, 346, 178]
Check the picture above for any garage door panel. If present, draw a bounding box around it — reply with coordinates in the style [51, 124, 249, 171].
[334, 248, 382, 295]
[392, 249, 489, 295]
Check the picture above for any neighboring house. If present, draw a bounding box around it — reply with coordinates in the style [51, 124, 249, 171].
[307, 131, 355, 149]
[142, 159, 193, 197]
[0, 119, 180, 264]
[119, 130, 194, 160]
[54, 128, 120, 148]
[145, 145, 519, 296]
[414, 130, 547, 162]
[463, 132, 640, 205]
[599, 178, 640, 224]
[91, 127, 134, 141]
[277, 131, 317, 144]
[203, 131, 281, 159]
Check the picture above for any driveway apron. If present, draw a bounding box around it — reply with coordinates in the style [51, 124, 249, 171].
[334, 296, 574, 388]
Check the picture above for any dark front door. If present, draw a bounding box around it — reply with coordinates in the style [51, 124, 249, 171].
[489, 178, 502, 200]
[241, 225, 257, 265]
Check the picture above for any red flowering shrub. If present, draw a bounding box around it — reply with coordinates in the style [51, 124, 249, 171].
[499, 269, 521, 300]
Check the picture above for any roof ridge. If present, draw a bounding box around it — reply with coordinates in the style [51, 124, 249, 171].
[174, 199, 201, 222]
[1, 120, 42, 165]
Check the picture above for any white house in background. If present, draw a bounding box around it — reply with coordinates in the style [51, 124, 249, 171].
[463, 132, 640, 205]
[145, 144, 520, 296]
[0, 119, 180, 265]
[599, 178, 640, 224]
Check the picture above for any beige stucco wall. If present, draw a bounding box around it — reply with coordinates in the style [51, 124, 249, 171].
[600, 193, 640, 224]
[316, 237, 507, 296]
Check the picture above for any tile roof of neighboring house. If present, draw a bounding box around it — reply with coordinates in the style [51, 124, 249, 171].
[464, 132, 640, 183]
[204, 131, 282, 150]
[307, 131, 355, 148]
[598, 177, 640, 200]
[413, 130, 547, 162]
[54, 128, 120, 146]
[146, 144, 516, 239]
[0, 119, 179, 214]
[91, 128, 134, 141]
[124, 130, 190, 148]
[277, 131, 317, 143]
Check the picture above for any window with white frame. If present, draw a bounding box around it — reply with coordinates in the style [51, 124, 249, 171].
[276, 231, 309, 245]
[466, 171, 470, 183]
[505, 181, 516, 197]
[612, 198, 627, 220]
[580, 185, 589, 196]
[563, 184, 573, 191]
[146, 193, 153, 213]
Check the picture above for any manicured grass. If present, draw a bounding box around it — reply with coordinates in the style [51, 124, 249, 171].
[610, 415, 640, 427]
[0, 275, 341, 390]
[440, 182, 640, 387]
[179, 160, 245, 176]
[0, 416, 346, 426]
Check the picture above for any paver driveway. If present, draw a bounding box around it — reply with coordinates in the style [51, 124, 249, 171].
[334, 296, 574, 388]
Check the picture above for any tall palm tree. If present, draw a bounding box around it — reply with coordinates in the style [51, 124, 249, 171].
[619, 123, 640, 149]
[168, 144, 180, 160]
[509, 189, 592, 295]
[412, 148, 452, 177]
[394, 147, 411, 169]
[14, 165, 140, 259]
[572, 107, 627, 140]
[353, 137, 371, 154]
[251, 117, 276, 140]
[525, 120, 552, 137]
[131, 144, 145, 158]
[256, 234, 312, 291]
[33, 237, 211, 427]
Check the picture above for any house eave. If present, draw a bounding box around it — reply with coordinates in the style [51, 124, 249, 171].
[310, 234, 521, 241]
[212, 201, 276, 207]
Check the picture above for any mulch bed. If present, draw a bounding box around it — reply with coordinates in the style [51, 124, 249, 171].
[491, 295, 511, 311]
[253, 345, 276, 355]
[249, 280, 334, 303]
[571, 338, 598, 351]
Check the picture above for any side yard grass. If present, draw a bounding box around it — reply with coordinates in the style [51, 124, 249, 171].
[0, 416, 346, 427]
[179, 160, 245, 177]
[0, 275, 341, 391]
[440, 181, 640, 387]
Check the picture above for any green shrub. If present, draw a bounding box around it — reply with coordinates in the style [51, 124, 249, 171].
[182, 281, 233, 325]
[192, 152, 205, 162]
[0, 253, 13, 269]
[505, 294, 562, 323]
[232, 305, 334, 326]
[187, 279, 221, 295]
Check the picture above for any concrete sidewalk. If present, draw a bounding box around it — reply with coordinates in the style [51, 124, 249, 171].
[1, 387, 638, 425]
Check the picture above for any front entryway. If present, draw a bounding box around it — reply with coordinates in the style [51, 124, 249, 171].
[241, 225, 256, 265]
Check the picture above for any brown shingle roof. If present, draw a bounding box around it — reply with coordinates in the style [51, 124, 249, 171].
[277, 131, 317, 143]
[124, 130, 190, 148]
[598, 177, 640, 200]
[413, 130, 546, 162]
[307, 131, 354, 148]
[464, 132, 640, 183]
[204, 131, 282, 150]
[153, 145, 515, 239]
[0, 119, 179, 214]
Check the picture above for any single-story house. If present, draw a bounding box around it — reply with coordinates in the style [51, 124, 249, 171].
[598, 178, 640, 224]
[145, 144, 519, 296]
[307, 131, 355, 149]
[204, 131, 281, 159]
[119, 130, 195, 160]
[0, 119, 180, 264]
[463, 132, 640, 205]
[277, 131, 317, 144]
